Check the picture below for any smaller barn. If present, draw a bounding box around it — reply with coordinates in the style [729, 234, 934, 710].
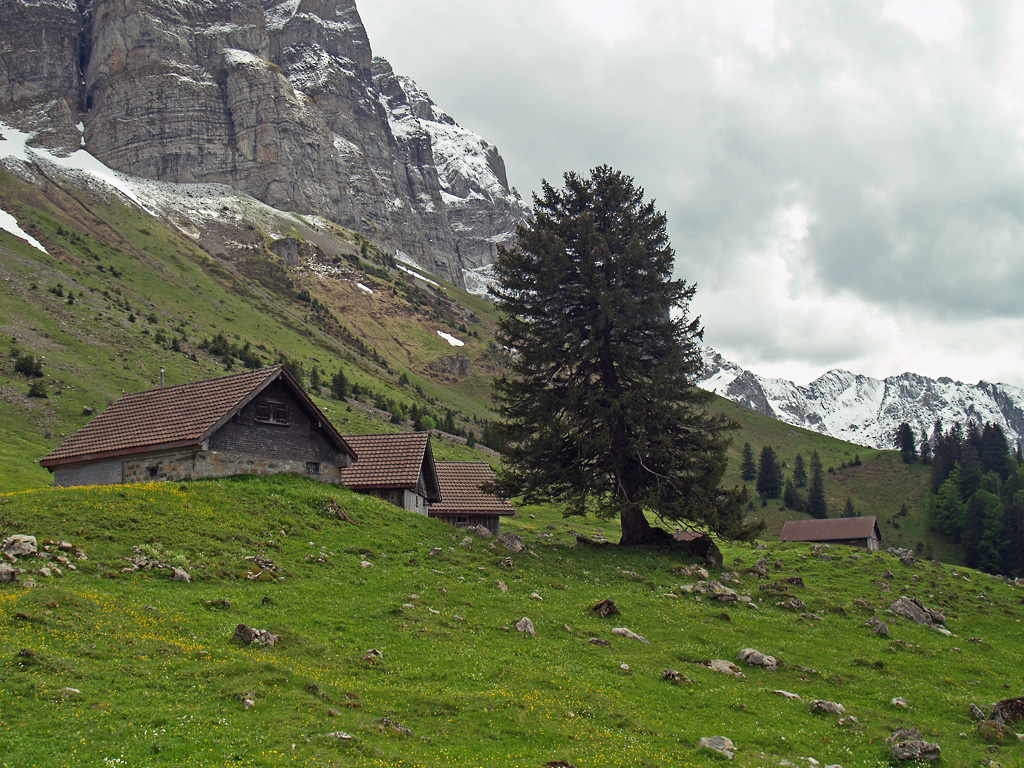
[338, 432, 441, 515]
[779, 516, 883, 550]
[39, 366, 356, 487]
[431, 462, 515, 536]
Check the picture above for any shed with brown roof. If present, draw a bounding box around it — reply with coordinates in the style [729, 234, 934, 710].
[338, 432, 441, 515]
[40, 366, 355, 487]
[431, 462, 515, 536]
[779, 516, 883, 550]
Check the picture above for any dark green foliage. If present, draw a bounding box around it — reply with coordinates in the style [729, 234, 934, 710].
[807, 451, 827, 519]
[783, 478, 804, 512]
[926, 419, 1024, 576]
[843, 496, 856, 517]
[740, 442, 758, 481]
[13, 353, 43, 377]
[792, 453, 807, 488]
[963, 489, 1004, 573]
[894, 422, 917, 464]
[330, 367, 349, 400]
[26, 381, 48, 398]
[919, 428, 932, 463]
[490, 166, 755, 543]
[756, 445, 783, 499]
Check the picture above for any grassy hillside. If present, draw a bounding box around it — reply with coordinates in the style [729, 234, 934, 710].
[0, 163, 951, 563]
[1, 476, 1021, 766]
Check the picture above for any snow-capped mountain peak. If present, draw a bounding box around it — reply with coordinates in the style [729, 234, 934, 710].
[697, 346, 1024, 449]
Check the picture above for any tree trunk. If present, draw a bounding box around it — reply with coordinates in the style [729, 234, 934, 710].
[619, 503, 662, 546]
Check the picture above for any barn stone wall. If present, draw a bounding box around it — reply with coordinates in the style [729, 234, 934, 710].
[123, 450, 344, 483]
[209, 380, 350, 466]
[53, 458, 123, 487]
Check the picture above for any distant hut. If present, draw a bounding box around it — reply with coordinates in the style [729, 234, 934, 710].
[338, 432, 441, 514]
[431, 462, 515, 536]
[779, 516, 883, 550]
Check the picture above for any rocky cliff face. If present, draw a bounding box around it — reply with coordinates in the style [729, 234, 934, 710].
[698, 347, 1024, 450]
[0, 0, 528, 287]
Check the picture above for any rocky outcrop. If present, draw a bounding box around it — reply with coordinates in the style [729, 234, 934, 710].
[0, 0, 528, 288]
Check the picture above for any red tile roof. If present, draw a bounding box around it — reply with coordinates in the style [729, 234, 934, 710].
[779, 516, 882, 543]
[430, 462, 515, 517]
[40, 366, 353, 468]
[338, 432, 440, 502]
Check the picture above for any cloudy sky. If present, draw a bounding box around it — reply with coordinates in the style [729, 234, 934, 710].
[358, 0, 1024, 388]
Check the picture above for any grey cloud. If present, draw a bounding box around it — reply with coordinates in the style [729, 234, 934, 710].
[358, 0, 1024, 384]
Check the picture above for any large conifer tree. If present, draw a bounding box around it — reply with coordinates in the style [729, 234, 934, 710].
[490, 166, 756, 544]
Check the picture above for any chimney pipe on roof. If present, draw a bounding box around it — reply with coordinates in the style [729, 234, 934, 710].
[160, 368, 165, 388]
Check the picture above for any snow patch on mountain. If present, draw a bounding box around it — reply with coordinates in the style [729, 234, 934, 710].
[698, 346, 1024, 450]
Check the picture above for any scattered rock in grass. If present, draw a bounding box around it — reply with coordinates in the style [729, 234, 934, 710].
[992, 696, 1024, 724]
[171, 567, 192, 583]
[620, 663, 630, 671]
[611, 627, 649, 643]
[700, 735, 735, 760]
[970, 703, 987, 721]
[707, 659, 745, 678]
[428, 547, 442, 556]
[363, 648, 384, 663]
[737, 648, 778, 671]
[669, 565, 710, 578]
[662, 668, 691, 683]
[587, 638, 610, 646]
[379, 717, 412, 736]
[777, 597, 806, 611]
[2, 535, 37, 558]
[838, 716, 859, 727]
[872, 621, 890, 638]
[809, 700, 846, 716]
[467, 524, 492, 538]
[496, 580, 509, 592]
[0, 562, 18, 584]
[977, 720, 1014, 743]
[890, 738, 940, 760]
[516, 617, 536, 636]
[325, 732, 354, 740]
[233, 692, 256, 710]
[232, 624, 279, 647]
[496, 532, 525, 554]
[853, 598, 874, 611]
[888, 596, 945, 627]
[773, 690, 801, 700]
[544, 762, 578, 768]
[589, 598, 620, 618]
[498, 557, 515, 569]
[530, 592, 543, 600]
[891, 697, 909, 708]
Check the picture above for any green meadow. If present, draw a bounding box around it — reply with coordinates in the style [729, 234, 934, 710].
[1, 476, 1021, 767]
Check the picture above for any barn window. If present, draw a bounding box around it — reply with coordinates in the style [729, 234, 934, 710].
[255, 400, 289, 425]
[147, 465, 159, 479]
[306, 462, 320, 475]
[456, 516, 468, 525]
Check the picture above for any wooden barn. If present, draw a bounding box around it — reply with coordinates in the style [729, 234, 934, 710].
[338, 432, 441, 515]
[779, 516, 883, 550]
[39, 366, 356, 487]
[431, 462, 515, 536]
